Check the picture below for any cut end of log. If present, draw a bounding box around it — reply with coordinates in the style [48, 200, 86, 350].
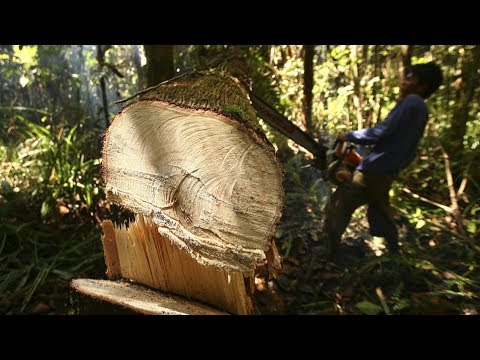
[100, 73, 284, 314]
[103, 101, 283, 273]
[71, 279, 229, 315]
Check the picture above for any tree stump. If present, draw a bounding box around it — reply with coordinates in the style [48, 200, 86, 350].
[74, 71, 284, 314]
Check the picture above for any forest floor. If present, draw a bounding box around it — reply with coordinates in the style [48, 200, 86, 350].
[1, 153, 479, 315]
[254, 212, 402, 315]
[252, 153, 480, 315]
[3, 217, 479, 316]
[252, 187, 388, 315]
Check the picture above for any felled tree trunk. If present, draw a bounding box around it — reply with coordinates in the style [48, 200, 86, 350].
[96, 71, 284, 314]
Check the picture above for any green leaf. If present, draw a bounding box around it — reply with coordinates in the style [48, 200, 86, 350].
[12, 45, 38, 68]
[467, 221, 477, 234]
[415, 219, 426, 229]
[355, 300, 383, 315]
[40, 201, 51, 218]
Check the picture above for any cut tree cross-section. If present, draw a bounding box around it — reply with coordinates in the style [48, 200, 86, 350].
[97, 71, 284, 314]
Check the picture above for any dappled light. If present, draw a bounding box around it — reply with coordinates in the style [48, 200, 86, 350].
[1, 45, 479, 315]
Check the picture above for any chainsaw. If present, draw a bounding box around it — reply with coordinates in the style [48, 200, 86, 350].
[325, 140, 362, 185]
[250, 93, 362, 184]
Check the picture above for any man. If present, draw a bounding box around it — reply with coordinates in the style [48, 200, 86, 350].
[323, 61, 443, 256]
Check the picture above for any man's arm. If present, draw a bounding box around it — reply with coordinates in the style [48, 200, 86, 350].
[346, 120, 397, 145]
[337, 121, 394, 145]
[339, 95, 426, 145]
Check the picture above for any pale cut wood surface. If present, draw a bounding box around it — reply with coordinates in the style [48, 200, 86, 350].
[71, 279, 228, 315]
[101, 219, 121, 279]
[103, 101, 283, 273]
[101, 216, 255, 315]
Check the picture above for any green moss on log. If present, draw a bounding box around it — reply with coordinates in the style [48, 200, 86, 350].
[135, 71, 261, 135]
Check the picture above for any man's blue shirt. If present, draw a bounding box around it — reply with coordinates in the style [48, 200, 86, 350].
[346, 94, 428, 176]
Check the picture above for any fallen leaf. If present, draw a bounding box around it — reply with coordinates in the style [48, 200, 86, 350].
[442, 271, 457, 280]
[58, 205, 70, 215]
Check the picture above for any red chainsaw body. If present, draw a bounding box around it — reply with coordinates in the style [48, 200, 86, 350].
[327, 141, 363, 185]
[334, 142, 362, 167]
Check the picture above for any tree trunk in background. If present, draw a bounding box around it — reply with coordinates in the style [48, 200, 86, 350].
[144, 45, 174, 87]
[448, 46, 480, 167]
[372, 45, 383, 126]
[400, 45, 412, 69]
[384, 48, 396, 111]
[96, 45, 124, 128]
[302, 45, 314, 134]
[96, 45, 110, 128]
[133, 45, 144, 90]
[399, 45, 413, 95]
[362, 45, 374, 127]
[79, 45, 94, 128]
[350, 45, 364, 130]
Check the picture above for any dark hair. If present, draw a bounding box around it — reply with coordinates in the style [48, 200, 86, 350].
[408, 62, 443, 99]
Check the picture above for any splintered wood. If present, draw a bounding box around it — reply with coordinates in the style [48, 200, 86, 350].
[102, 216, 255, 315]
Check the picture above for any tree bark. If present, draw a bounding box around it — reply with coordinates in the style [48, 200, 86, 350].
[362, 45, 374, 127]
[96, 45, 110, 128]
[448, 45, 480, 162]
[350, 45, 364, 130]
[372, 45, 383, 126]
[302, 45, 314, 134]
[144, 45, 174, 87]
[400, 45, 412, 68]
[102, 71, 283, 313]
[96, 45, 126, 127]
[133, 45, 144, 90]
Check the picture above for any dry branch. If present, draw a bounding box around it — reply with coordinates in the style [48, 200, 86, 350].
[439, 144, 466, 236]
[401, 187, 452, 213]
